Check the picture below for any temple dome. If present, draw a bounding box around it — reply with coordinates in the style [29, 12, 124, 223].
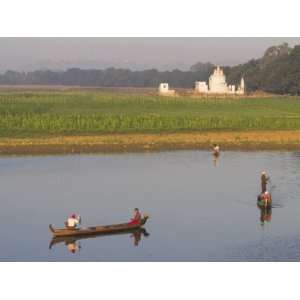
[209, 66, 228, 93]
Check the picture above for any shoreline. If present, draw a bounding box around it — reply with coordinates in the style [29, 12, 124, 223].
[1, 130, 300, 155]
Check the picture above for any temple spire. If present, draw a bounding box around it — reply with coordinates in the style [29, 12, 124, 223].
[240, 77, 245, 90]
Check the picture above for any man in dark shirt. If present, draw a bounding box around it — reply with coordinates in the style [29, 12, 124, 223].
[261, 171, 269, 193]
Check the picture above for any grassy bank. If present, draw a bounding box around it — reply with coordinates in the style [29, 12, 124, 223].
[1, 91, 300, 137]
[1, 90, 300, 154]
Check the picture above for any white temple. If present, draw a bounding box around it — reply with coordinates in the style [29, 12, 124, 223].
[158, 83, 176, 96]
[195, 66, 245, 95]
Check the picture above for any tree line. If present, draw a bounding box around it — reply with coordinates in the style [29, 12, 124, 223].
[225, 43, 300, 95]
[1, 43, 300, 94]
[0, 67, 213, 88]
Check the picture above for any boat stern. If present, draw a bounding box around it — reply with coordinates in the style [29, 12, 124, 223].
[49, 224, 55, 233]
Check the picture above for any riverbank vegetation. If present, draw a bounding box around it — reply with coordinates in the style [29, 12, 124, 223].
[0, 90, 300, 153]
[1, 91, 300, 138]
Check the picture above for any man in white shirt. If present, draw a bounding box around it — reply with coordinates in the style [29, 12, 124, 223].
[66, 214, 80, 229]
[213, 144, 220, 155]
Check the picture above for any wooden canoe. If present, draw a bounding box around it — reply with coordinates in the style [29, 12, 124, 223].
[49, 216, 149, 238]
[49, 227, 149, 249]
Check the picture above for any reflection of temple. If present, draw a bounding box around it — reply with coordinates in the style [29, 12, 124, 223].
[195, 66, 245, 95]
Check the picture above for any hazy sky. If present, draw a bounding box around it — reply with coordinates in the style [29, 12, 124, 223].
[0, 37, 300, 72]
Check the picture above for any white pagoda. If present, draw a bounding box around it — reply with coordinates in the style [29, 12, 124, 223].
[195, 66, 245, 95]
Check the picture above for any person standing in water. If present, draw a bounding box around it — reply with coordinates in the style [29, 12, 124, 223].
[261, 171, 269, 193]
[212, 144, 220, 156]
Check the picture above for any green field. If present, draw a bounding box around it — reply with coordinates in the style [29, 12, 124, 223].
[1, 91, 300, 137]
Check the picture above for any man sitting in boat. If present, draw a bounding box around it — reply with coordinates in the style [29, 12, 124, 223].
[128, 208, 142, 226]
[65, 214, 80, 229]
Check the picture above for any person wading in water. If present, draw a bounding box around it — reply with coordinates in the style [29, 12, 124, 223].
[212, 144, 220, 156]
[261, 171, 269, 193]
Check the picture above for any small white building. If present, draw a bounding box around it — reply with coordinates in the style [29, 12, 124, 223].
[158, 83, 176, 96]
[195, 81, 209, 93]
[195, 66, 245, 95]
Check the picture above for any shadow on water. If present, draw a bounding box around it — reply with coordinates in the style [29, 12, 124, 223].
[49, 228, 150, 254]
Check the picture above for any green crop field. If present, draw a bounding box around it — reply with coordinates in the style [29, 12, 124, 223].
[1, 90, 300, 137]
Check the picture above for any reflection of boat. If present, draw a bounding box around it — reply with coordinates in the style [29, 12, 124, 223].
[49, 227, 149, 250]
[49, 216, 149, 238]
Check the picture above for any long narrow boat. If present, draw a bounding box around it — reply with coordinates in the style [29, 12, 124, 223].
[49, 227, 149, 249]
[49, 216, 149, 238]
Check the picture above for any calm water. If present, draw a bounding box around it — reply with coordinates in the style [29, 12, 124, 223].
[1, 150, 300, 261]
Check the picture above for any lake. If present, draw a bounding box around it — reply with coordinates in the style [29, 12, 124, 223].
[1, 150, 300, 261]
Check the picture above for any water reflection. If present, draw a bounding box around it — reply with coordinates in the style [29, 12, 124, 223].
[212, 153, 220, 167]
[130, 228, 150, 246]
[66, 240, 81, 254]
[49, 228, 150, 253]
[257, 205, 272, 226]
[1, 151, 300, 261]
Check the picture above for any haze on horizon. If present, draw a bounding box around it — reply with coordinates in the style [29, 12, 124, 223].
[0, 37, 300, 72]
